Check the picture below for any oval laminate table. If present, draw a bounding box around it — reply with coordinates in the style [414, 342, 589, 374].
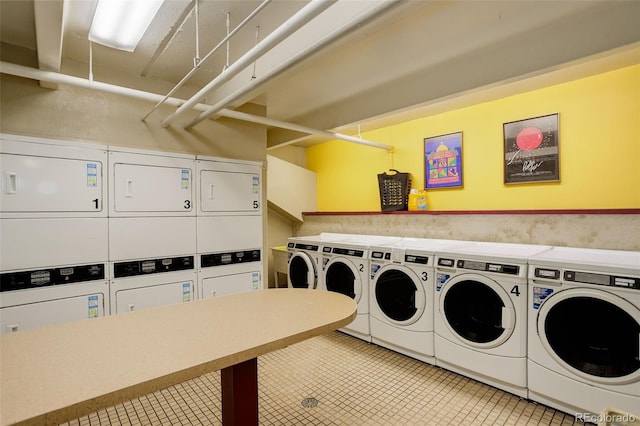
[0, 288, 357, 426]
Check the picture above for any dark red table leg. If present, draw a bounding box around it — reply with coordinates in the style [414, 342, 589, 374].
[221, 357, 258, 425]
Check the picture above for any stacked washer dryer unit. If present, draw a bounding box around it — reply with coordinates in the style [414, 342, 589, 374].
[369, 238, 466, 364]
[527, 247, 640, 417]
[0, 134, 109, 332]
[434, 242, 551, 397]
[320, 234, 401, 342]
[196, 156, 263, 299]
[108, 148, 197, 314]
[287, 233, 347, 290]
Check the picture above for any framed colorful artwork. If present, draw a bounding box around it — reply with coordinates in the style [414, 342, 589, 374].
[424, 132, 463, 189]
[503, 113, 559, 184]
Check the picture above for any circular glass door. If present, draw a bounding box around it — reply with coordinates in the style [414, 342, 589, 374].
[288, 252, 317, 289]
[537, 288, 640, 384]
[374, 266, 424, 325]
[440, 274, 515, 348]
[325, 258, 361, 302]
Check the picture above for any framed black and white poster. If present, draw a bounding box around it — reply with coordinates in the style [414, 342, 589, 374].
[503, 113, 559, 184]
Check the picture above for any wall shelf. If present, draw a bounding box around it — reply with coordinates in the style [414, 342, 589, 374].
[303, 209, 640, 216]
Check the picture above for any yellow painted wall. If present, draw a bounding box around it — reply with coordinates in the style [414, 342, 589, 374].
[307, 65, 640, 211]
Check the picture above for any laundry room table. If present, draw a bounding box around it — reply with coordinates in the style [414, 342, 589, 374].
[0, 288, 357, 426]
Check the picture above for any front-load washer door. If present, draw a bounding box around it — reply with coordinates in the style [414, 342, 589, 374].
[374, 266, 425, 325]
[439, 273, 515, 349]
[325, 258, 361, 302]
[537, 288, 640, 385]
[288, 252, 317, 289]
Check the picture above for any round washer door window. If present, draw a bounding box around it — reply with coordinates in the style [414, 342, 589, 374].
[288, 252, 317, 289]
[439, 274, 515, 349]
[325, 258, 361, 302]
[374, 266, 425, 325]
[537, 288, 640, 385]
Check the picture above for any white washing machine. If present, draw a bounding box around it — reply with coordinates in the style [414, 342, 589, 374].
[198, 249, 261, 299]
[527, 247, 640, 417]
[287, 233, 348, 289]
[320, 235, 401, 342]
[110, 256, 196, 313]
[108, 148, 197, 313]
[1, 263, 109, 333]
[369, 238, 466, 363]
[0, 134, 110, 331]
[196, 156, 264, 296]
[434, 242, 551, 397]
[108, 148, 197, 264]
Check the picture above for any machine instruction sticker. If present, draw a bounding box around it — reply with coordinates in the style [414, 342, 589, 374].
[87, 295, 99, 318]
[436, 273, 450, 292]
[370, 264, 381, 280]
[252, 272, 260, 290]
[322, 258, 330, 271]
[87, 163, 98, 187]
[182, 282, 191, 302]
[252, 175, 259, 194]
[181, 169, 190, 190]
[532, 287, 554, 309]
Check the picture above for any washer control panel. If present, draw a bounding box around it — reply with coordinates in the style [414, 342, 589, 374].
[114, 256, 194, 278]
[323, 246, 365, 258]
[288, 243, 319, 252]
[534, 267, 639, 289]
[437, 258, 519, 275]
[1, 263, 106, 291]
[200, 250, 261, 268]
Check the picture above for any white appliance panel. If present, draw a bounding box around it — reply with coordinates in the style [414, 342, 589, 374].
[201, 271, 261, 299]
[199, 170, 260, 214]
[109, 217, 196, 261]
[0, 218, 108, 270]
[1, 154, 105, 215]
[113, 164, 193, 213]
[0, 292, 106, 333]
[196, 216, 262, 253]
[108, 150, 195, 217]
[113, 280, 194, 314]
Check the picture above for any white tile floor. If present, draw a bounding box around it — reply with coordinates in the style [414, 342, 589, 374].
[62, 332, 590, 425]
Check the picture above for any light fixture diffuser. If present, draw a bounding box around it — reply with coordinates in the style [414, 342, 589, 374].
[89, 0, 165, 52]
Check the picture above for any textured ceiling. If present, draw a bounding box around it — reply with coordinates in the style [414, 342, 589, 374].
[1, 0, 639, 148]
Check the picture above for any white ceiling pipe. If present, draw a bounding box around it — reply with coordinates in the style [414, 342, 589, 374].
[217, 109, 392, 151]
[184, 0, 405, 129]
[160, 0, 337, 128]
[0, 61, 209, 111]
[0, 61, 391, 150]
[142, 0, 272, 121]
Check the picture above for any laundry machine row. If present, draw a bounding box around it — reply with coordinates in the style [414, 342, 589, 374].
[0, 134, 264, 333]
[288, 233, 640, 419]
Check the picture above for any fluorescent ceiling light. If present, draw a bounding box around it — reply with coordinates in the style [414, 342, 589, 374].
[89, 0, 164, 52]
